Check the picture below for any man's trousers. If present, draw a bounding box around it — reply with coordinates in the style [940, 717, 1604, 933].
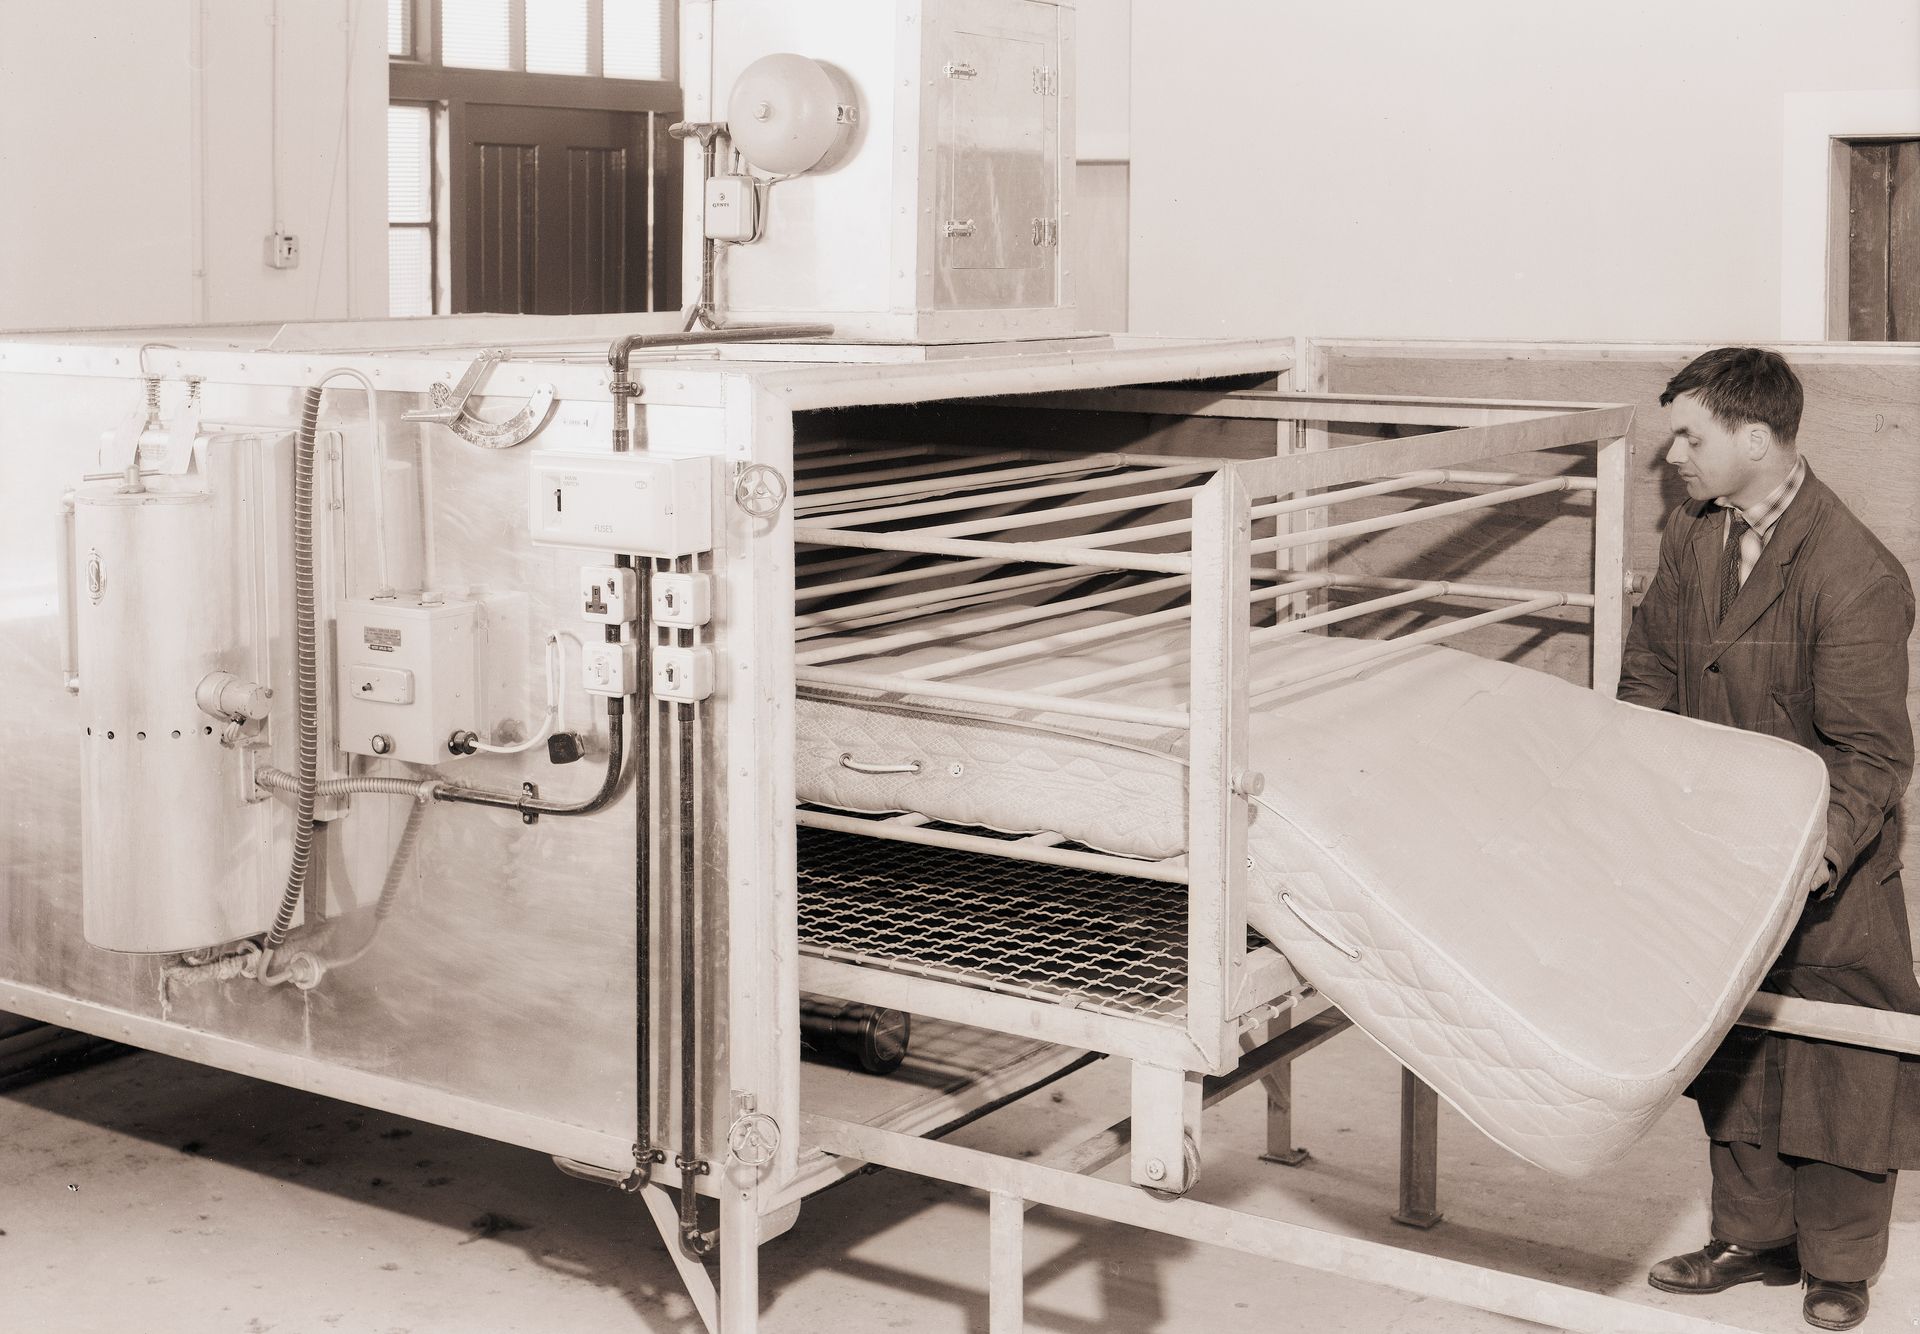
[1708, 1039, 1898, 1282]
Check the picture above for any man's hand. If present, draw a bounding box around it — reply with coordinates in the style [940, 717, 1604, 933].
[1809, 860, 1833, 894]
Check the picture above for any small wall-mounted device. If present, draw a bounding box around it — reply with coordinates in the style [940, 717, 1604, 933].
[266, 231, 300, 269]
[703, 175, 760, 242]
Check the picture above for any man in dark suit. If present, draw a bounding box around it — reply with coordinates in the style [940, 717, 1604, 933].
[1619, 347, 1920, 1331]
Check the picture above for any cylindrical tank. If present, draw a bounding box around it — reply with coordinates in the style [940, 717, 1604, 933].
[73, 480, 271, 953]
[799, 994, 911, 1075]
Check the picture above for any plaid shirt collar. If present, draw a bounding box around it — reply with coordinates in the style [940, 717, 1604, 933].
[1720, 455, 1807, 540]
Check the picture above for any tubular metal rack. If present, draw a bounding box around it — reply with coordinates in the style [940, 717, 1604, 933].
[783, 392, 1635, 1199]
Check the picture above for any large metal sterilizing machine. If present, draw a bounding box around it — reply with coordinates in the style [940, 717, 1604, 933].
[1, 311, 1674, 1330]
[17, 4, 1905, 1332]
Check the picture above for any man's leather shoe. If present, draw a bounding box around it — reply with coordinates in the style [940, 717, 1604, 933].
[1647, 1239, 1801, 1294]
[1803, 1277, 1869, 1331]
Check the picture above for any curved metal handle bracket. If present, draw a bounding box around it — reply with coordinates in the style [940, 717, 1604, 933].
[403, 348, 555, 449]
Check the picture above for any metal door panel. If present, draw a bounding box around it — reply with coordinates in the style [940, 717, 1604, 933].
[940, 31, 1049, 273]
[931, 2, 1062, 311]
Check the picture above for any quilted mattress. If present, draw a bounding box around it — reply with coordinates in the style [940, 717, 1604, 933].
[796, 611, 1830, 1176]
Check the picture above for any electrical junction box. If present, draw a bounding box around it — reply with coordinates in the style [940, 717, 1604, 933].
[336, 595, 477, 764]
[528, 449, 713, 556]
[581, 641, 639, 697]
[653, 646, 715, 702]
[703, 175, 759, 242]
[652, 572, 712, 628]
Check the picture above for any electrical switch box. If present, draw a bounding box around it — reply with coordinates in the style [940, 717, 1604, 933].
[336, 596, 477, 764]
[651, 573, 712, 627]
[582, 641, 638, 697]
[528, 450, 713, 556]
[653, 646, 715, 702]
[704, 175, 760, 242]
[580, 565, 639, 624]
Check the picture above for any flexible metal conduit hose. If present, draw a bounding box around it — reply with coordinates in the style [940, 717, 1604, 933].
[257, 769, 443, 801]
[278, 793, 433, 985]
[258, 385, 326, 975]
[248, 783, 438, 990]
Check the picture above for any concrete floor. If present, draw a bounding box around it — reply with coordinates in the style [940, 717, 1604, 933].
[1, 1030, 1915, 1334]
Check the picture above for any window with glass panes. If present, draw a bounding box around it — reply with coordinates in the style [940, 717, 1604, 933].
[389, 0, 666, 77]
[387, 105, 436, 317]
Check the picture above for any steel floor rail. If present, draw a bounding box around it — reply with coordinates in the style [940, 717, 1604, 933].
[804, 1111, 1765, 1334]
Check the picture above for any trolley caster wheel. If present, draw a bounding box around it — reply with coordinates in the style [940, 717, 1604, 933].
[1139, 1131, 1202, 1200]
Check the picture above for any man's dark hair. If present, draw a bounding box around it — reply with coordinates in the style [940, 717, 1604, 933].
[1659, 346, 1803, 445]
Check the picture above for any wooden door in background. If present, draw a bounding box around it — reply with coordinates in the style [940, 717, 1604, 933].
[456, 104, 680, 315]
[1840, 137, 1919, 341]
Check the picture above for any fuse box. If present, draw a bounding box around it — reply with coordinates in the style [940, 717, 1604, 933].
[528, 450, 713, 557]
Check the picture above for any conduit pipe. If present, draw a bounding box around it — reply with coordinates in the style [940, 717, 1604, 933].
[606, 325, 832, 453]
[433, 702, 632, 821]
[312, 367, 396, 593]
[669, 552, 714, 1257]
[619, 559, 663, 1193]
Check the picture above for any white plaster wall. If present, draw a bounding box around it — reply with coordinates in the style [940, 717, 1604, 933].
[1076, 0, 1130, 161]
[0, 0, 387, 331]
[1129, 0, 1920, 341]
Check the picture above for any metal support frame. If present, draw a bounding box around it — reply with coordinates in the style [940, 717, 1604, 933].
[804, 1113, 1762, 1334]
[1250, 1012, 1311, 1167]
[989, 1191, 1024, 1334]
[780, 993, 1920, 1334]
[1128, 1062, 1203, 1194]
[1392, 1069, 1444, 1229]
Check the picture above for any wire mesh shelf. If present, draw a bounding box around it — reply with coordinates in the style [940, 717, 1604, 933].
[796, 824, 1190, 1023]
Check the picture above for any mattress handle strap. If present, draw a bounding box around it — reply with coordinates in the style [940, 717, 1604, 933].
[1279, 891, 1362, 960]
[838, 752, 923, 776]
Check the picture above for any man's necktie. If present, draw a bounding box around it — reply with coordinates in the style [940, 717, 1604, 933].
[1717, 512, 1745, 624]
